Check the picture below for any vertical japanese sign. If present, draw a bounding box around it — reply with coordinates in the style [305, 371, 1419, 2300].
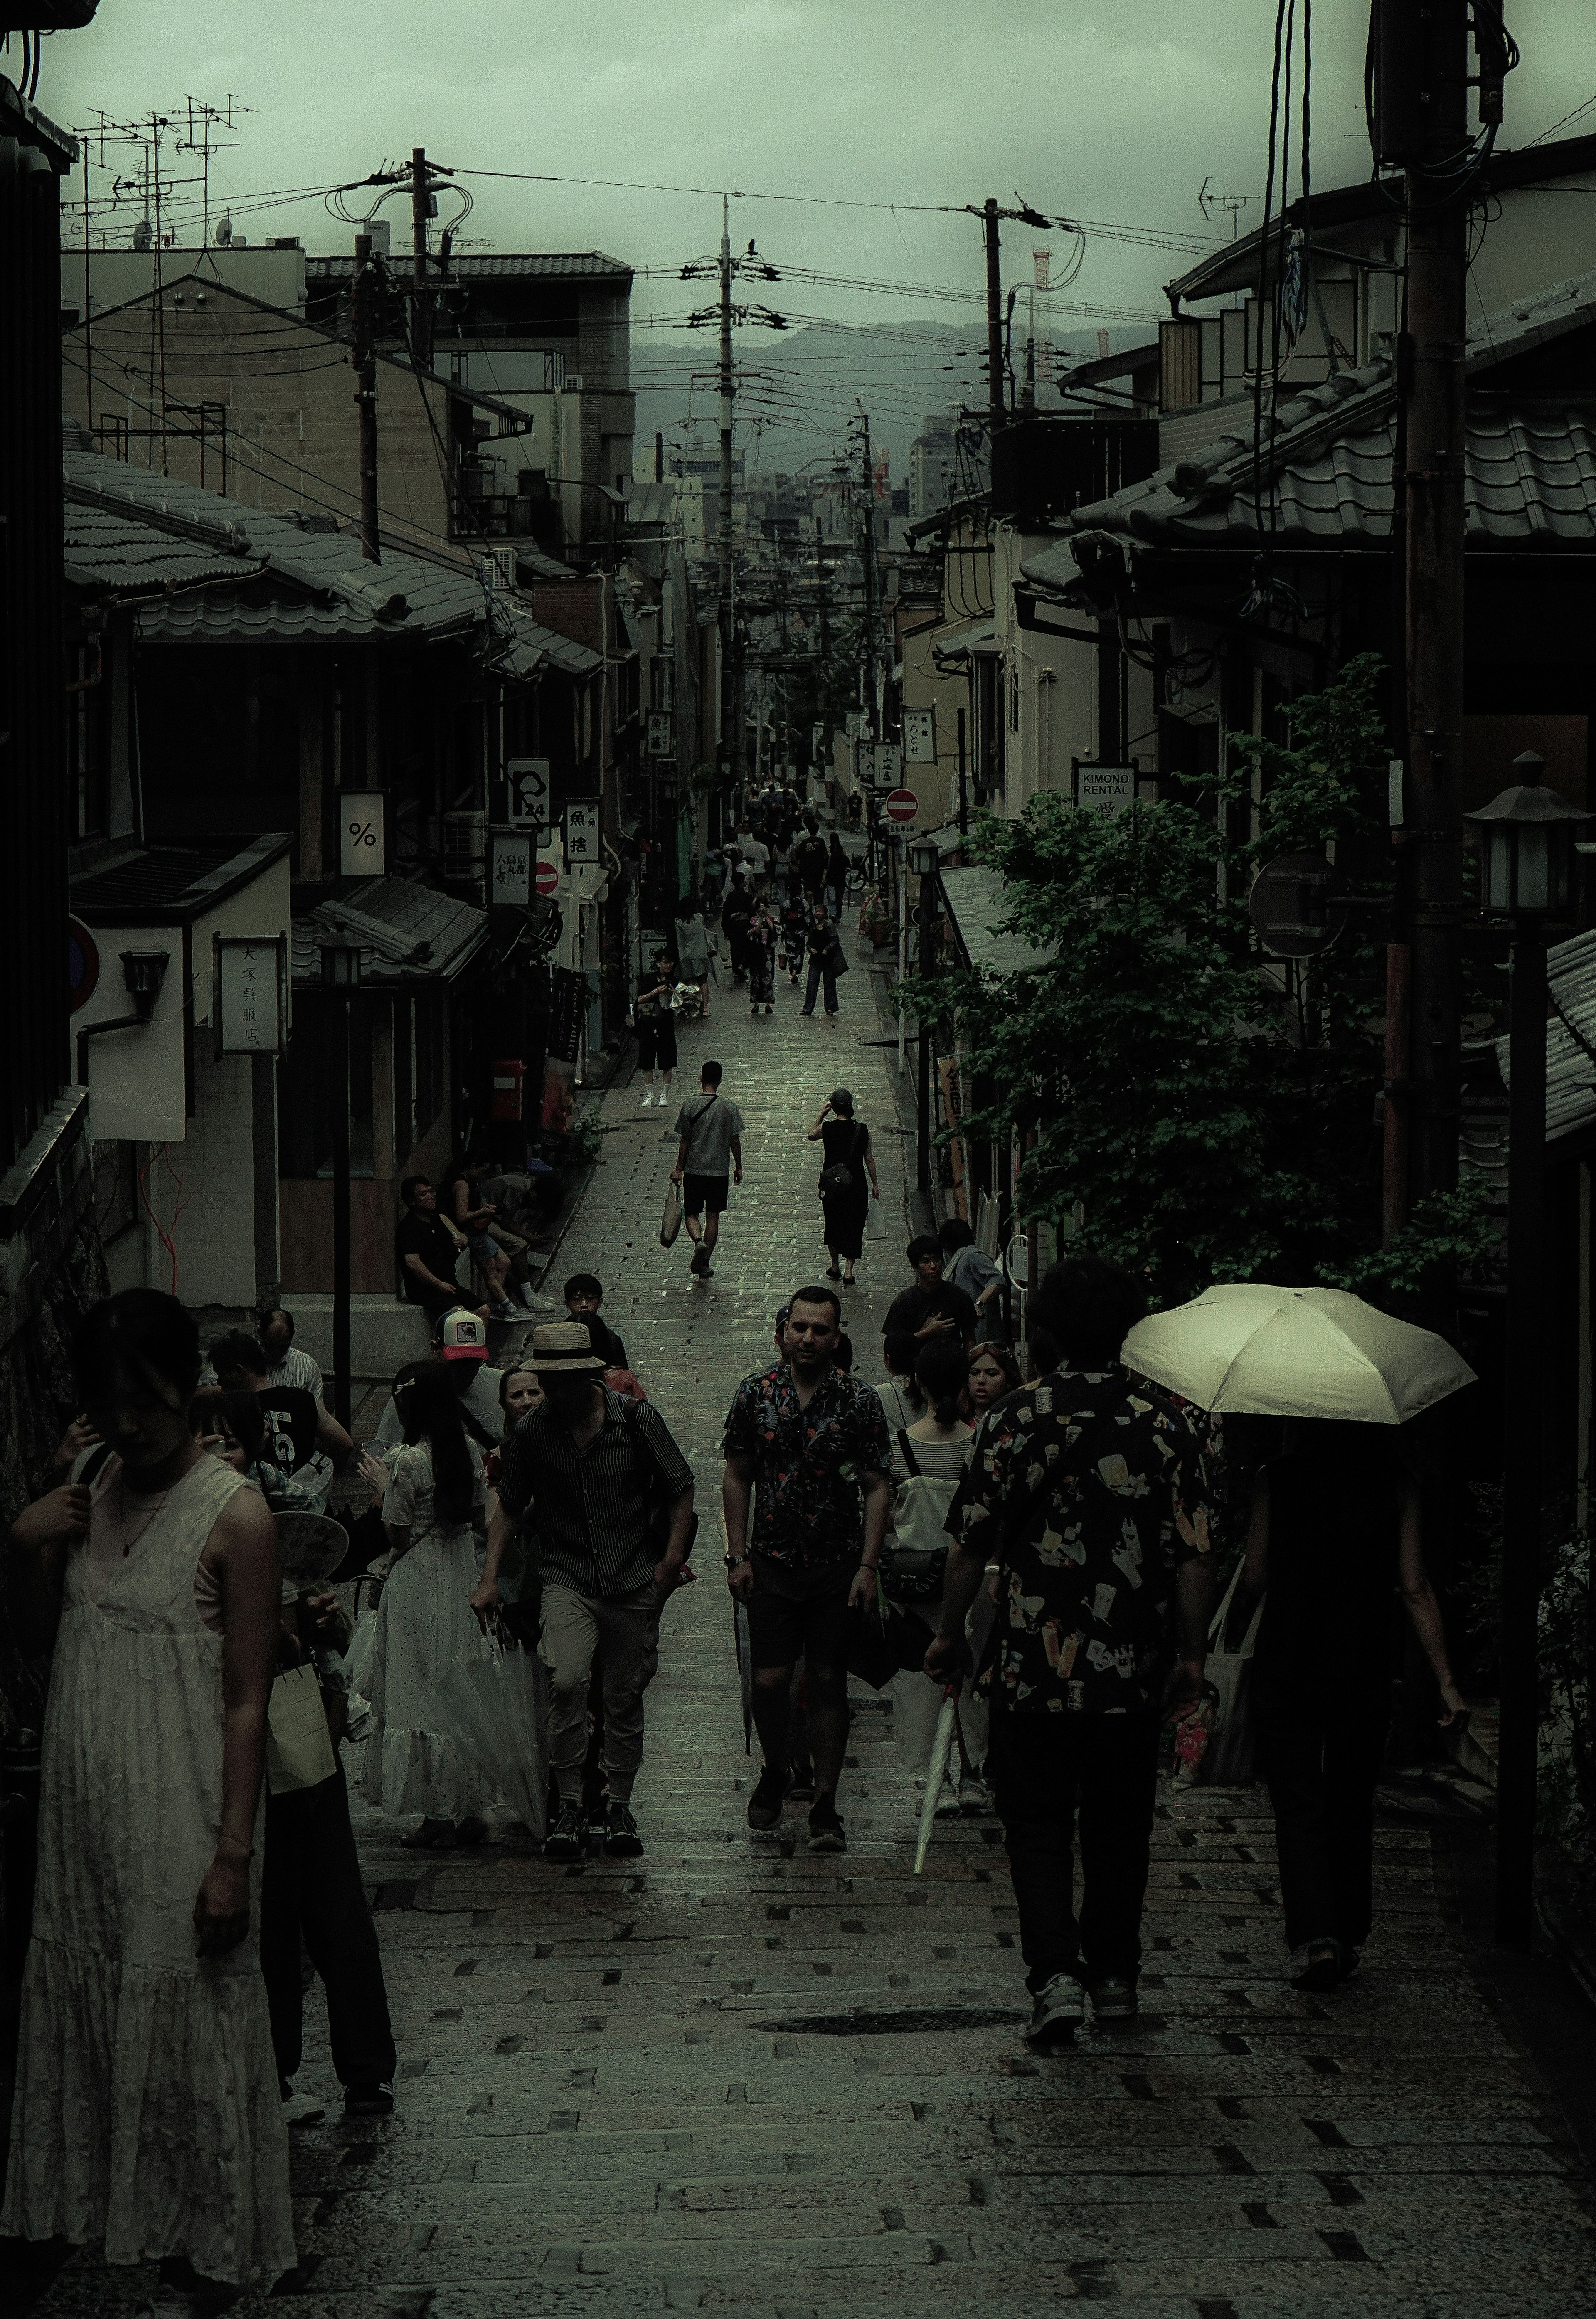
[215, 936, 286, 1055]
[564, 800, 600, 865]
[491, 832, 532, 906]
[903, 708, 936, 764]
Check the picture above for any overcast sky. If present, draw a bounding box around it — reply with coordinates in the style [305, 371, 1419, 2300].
[32, 2, 1596, 317]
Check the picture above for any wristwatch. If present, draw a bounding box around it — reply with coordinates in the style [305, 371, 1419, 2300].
[724, 1551, 749, 1569]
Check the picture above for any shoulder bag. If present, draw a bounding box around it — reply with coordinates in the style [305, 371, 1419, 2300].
[817, 1121, 864, 1200]
[877, 1429, 956, 1604]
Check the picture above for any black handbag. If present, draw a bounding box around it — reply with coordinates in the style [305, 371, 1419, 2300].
[817, 1122, 863, 1200]
[845, 1597, 906, 1690]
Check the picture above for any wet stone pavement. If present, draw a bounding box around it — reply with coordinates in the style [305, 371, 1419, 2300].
[37, 933, 1596, 2317]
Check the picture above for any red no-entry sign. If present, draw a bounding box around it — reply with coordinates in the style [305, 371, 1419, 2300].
[535, 855, 560, 897]
[885, 787, 919, 824]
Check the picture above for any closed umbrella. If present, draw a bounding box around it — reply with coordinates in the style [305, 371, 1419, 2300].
[734, 1600, 754, 1755]
[913, 1683, 961, 1875]
[1121, 1284, 1475, 1424]
[432, 1633, 550, 1840]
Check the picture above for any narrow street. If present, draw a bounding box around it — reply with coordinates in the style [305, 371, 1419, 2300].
[33, 938, 1589, 2319]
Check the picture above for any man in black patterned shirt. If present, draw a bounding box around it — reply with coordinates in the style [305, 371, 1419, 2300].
[929, 1256, 1215, 2049]
[722, 1286, 892, 1853]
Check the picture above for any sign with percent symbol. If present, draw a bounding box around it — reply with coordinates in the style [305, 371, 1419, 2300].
[338, 791, 386, 877]
[885, 786, 920, 825]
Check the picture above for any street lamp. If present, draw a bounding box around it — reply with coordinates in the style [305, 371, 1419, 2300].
[1465, 754, 1593, 1948]
[321, 941, 362, 1432]
[909, 835, 941, 1197]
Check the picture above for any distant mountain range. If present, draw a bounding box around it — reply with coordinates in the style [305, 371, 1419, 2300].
[627, 315, 1146, 489]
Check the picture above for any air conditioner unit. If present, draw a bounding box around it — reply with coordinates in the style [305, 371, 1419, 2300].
[441, 810, 487, 884]
[477, 545, 517, 592]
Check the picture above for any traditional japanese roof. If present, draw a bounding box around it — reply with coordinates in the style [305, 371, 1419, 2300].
[306, 251, 633, 284]
[62, 494, 263, 597]
[291, 877, 490, 986]
[1498, 924, 1596, 1145]
[71, 833, 293, 926]
[939, 865, 1058, 977]
[1021, 271, 1596, 578]
[61, 438, 600, 672]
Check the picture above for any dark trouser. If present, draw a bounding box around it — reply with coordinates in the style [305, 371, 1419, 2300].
[1254, 1685, 1390, 1953]
[986, 1707, 1160, 1991]
[261, 1759, 396, 2090]
[802, 956, 838, 1013]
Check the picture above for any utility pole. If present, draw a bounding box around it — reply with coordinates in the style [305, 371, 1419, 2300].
[410, 145, 432, 370]
[983, 197, 1005, 433]
[717, 196, 738, 801]
[351, 232, 380, 562]
[1384, 0, 1472, 1219]
[858, 411, 882, 738]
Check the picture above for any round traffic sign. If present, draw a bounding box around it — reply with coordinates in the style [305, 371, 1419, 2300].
[535, 856, 560, 898]
[885, 787, 919, 824]
[68, 915, 100, 1014]
[1248, 851, 1347, 959]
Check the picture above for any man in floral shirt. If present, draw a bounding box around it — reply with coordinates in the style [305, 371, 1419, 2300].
[722, 1286, 892, 1853]
[929, 1256, 1214, 2049]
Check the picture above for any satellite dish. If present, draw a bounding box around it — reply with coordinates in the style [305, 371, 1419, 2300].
[214, 212, 233, 247]
[131, 218, 152, 251]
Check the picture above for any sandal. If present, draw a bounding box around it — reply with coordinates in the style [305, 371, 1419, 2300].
[825, 1267, 842, 1281]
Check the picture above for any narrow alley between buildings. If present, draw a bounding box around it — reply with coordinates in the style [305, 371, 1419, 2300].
[29, 937, 1596, 2319]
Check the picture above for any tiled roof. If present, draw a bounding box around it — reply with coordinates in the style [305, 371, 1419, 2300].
[71, 834, 293, 926]
[1498, 924, 1596, 1145]
[62, 440, 599, 672]
[63, 496, 262, 596]
[939, 865, 1058, 977]
[291, 877, 489, 986]
[306, 252, 632, 283]
[1025, 271, 1596, 573]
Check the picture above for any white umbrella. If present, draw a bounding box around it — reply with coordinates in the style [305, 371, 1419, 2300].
[1121, 1284, 1475, 1425]
[913, 1684, 961, 1875]
[432, 1636, 550, 1840]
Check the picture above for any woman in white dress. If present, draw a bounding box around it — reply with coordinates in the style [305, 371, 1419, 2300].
[2, 1289, 293, 2310]
[359, 1365, 495, 1848]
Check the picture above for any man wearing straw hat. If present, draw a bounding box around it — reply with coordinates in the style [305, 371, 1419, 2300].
[475, 1322, 695, 1863]
[928, 1255, 1216, 2050]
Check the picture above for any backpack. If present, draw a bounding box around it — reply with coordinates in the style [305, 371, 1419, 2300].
[878, 1430, 960, 1603]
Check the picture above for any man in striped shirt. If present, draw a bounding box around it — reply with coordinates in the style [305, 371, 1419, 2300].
[474, 1323, 695, 1861]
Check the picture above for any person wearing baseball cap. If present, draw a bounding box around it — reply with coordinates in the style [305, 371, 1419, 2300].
[372, 1308, 505, 1455]
[473, 1322, 695, 1861]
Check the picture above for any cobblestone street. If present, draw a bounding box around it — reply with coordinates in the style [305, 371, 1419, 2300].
[35, 941, 1596, 2318]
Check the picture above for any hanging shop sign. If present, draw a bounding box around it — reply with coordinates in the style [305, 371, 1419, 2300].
[1074, 761, 1136, 817]
[564, 799, 601, 865]
[903, 709, 936, 765]
[338, 790, 386, 877]
[490, 831, 532, 907]
[547, 965, 584, 1063]
[214, 936, 287, 1056]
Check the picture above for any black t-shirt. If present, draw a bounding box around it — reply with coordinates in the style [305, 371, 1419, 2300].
[256, 1386, 319, 1479]
[794, 837, 828, 891]
[882, 1281, 979, 1344]
[1252, 1448, 1405, 1698]
[397, 1208, 463, 1301]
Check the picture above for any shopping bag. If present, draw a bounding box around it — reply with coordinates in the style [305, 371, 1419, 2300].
[1198, 1560, 1265, 1786]
[432, 1634, 551, 1840]
[845, 1596, 904, 1691]
[660, 1177, 684, 1248]
[266, 1662, 337, 1794]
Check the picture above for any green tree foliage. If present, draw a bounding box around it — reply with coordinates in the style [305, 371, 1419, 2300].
[903, 653, 1472, 1302]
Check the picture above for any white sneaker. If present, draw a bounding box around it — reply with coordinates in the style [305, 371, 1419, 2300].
[281, 2085, 326, 2125]
[1025, 1972, 1085, 2049]
[639, 1089, 653, 1106]
[934, 1772, 961, 1817]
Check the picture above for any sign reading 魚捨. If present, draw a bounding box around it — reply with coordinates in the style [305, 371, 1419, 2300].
[564, 800, 600, 865]
[1075, 762, 1136, 817]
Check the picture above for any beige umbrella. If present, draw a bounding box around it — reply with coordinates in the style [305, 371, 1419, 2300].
[1121, 1284, 1475, 1424]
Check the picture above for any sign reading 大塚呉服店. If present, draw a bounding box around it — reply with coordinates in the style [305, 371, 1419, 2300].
[215, 936, 286, 1056]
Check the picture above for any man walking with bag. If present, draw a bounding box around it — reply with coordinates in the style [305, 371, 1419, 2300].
[928, 1256, 1215, 2048]
[670, 1061, 745, 1278]
[473, 1323, 695, 1860]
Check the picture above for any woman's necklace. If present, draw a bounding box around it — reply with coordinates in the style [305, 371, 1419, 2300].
[116, 1467, 174, 1556]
